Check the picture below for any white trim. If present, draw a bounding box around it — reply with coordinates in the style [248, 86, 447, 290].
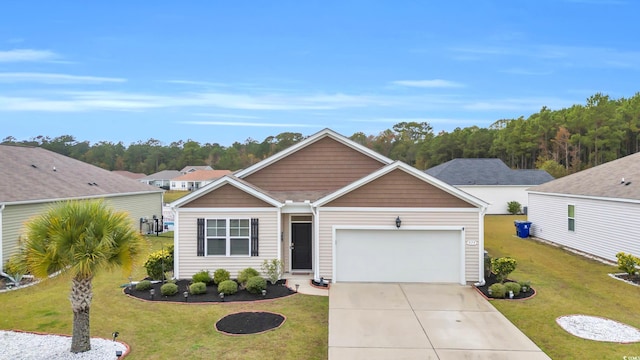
[568, 203, 576, 232]
[171, 176, 282, 208]
[527, 191, 640, 205]
[176, 207, 278, 213]
[203, 218, 252, 257]
[318, 207, 481, 213]
[331, 225, 466, 285]
[0, 203, 4, 265]
[314, 161, 488, 209]
[313, 207, 320, 281]
[276, 207, 282, 265]
[235, 129, 393, 179]
[0, 190, 163, 207]
[478, 208, 486, 283]
[173, 210, 179, 279]
[281, 204, 314, 214]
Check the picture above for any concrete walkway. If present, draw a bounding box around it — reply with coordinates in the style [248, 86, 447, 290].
[329, 283, 550, 360]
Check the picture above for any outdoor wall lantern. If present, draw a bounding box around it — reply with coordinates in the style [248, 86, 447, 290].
[395, 216, 402, 229]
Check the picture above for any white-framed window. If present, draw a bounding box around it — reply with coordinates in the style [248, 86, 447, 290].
[568, 204, 575, 231]
[206, 218, 250, 256]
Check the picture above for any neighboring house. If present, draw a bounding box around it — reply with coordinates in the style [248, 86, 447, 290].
[171, 129, 488, 285]
[112, 170, 147, 180]
[528, 152, 640, 263]
[426, 158, 554, 214]
[0, 145, 164, 267]
[180, 165, 213, 174]
[170, 170, 232, 191]
[139, 170, 181, 189]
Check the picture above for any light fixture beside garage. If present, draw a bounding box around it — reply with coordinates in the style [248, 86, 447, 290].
[395, 216, 402, 229]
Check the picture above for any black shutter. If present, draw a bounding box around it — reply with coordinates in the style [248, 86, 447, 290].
[197, 218, 205, 256]
[251, 218, 259, 256]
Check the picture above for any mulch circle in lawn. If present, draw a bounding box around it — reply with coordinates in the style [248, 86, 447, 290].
[474, 273, 536, 300]
[123, 279, 295, 303]
[216, 311, 286, 335]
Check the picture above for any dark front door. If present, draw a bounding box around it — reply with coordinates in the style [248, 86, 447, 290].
[291, 223, 312, 270]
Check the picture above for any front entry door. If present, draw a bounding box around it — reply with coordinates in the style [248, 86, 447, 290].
[291, 223, 312, 270]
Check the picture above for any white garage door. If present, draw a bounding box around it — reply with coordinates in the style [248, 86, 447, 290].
[335, 229, 462, 283]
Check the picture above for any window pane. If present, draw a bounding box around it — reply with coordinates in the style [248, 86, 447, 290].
[230, 238, 249, 255]
[230, 219, 249, 237]
[568, 205, 575, 218]
[207, 238, 226, 255]
[568, 218, 575, 231]
[206, 219, 226, 237]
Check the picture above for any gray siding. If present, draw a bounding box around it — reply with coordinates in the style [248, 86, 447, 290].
[529, 193, 640, 262]
[175, 209, 279, 279]
[317, 209, 482, 283]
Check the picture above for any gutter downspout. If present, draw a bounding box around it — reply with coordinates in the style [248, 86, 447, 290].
[0, 203, 5, 267]
[307, 201, 321, 282]
[474, 205, 488, 287]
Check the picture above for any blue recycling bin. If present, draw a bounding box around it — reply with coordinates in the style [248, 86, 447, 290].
[514, 220, 532, 238]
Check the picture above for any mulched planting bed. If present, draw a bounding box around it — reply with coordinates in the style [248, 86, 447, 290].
[124, 279, 295, 303]
[612, 273, 640, 286]
[474, 273, 536, 300]
[216, 311, 285, 335]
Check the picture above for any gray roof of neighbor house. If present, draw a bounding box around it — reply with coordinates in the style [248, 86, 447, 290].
[529, 152, 640, 201]
[0, 145, 162, 204]
[112, 170, 146, 180]
[139, 170, 181, 181]
[425, 158, 554, 186]
[180, 165, 213, 173]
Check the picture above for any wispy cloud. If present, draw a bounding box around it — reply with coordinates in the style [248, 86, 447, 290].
[180, 120, 316, 127]
[0, 49, 59, 62]
[0, 72, 126, 84]
[392, 79, 465, 88]
[165, 79, 229, 87]
[193, 113, 261, 119]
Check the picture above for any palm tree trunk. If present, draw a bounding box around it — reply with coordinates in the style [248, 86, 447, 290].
[70, 276, 93, 353]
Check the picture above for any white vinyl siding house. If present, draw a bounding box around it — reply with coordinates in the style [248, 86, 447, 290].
[456, 185, 533, 215]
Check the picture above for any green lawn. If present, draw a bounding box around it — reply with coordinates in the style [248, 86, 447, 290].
[485, 215, 640, 359]
[163, 190, 189, 203]
[0, 233, 328, 359]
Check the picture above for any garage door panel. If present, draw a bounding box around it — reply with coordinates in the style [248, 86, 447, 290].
[336, 229, 461, 283]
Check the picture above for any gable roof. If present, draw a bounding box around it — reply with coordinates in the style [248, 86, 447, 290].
[234, 128, 393, 178]
[315, 161, 488, 209]
[139, 170, 182, 181]
[172, 169, 232, 181]
[0, 145, 162, 204]
[112, 170, 147, 180]
[425, 158, 554, 186]
[171, 175, 282, 208]
[529, 152, 640, 201]
[180, 165, 213, 173]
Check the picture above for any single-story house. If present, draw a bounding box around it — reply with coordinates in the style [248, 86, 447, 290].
[139, 170, 181, 189]
[170, 170, 232, 191]
[180, 165, 213, 174]
[0, 145, 164, 267]
[171, 129, 488, 285]
[426, 158, 554, 214]
[528, 152, 640, 263]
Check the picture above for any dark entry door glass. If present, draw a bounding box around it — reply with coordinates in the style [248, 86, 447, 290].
[291, 223, 312, 270]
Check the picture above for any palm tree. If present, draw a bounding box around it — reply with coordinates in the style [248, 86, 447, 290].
[21, 200, 147, 353]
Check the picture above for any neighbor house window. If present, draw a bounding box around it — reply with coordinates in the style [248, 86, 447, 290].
[206, 219, 250, 256]
[568, 205, 575, 231]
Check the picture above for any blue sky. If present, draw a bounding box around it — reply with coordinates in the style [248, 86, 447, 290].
[1, 0, 639, 146]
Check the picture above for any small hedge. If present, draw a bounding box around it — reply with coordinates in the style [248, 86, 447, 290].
[161, 282, 178, 296]
[192, 270, 212, 284]
[218, 280, 238, 295]
[144, 245, 174, 281]
[238, 267, 260, 286]
[491, 257, 518, 283]
[504, 282, 521, 296]
[135, 280, 152, 291]
[213, 268, 230, 285]
[189, 282, 207, 295]
[246, 276, 267, 294]
[616, 252, 639, 275]
[488, 283, 506, 298]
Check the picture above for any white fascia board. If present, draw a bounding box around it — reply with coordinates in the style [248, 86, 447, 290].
[173, 210, 179, 279]
[527, 191, 640, 205]
[235, 129, 393, 179]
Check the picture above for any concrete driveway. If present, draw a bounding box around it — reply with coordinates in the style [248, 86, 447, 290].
[329, 283, 550, 359]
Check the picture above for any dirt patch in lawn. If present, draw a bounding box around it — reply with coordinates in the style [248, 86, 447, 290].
[474, 273, 536, 300]
[124, 279, 295, 303]
[216, 311, 286, 335]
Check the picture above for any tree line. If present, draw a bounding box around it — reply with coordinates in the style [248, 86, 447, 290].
[3, 92, 639, 179]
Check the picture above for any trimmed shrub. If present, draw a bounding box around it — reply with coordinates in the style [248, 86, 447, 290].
[218, 280, 238, 295]
[213, 268, 230, 285]
[504, 282, 521, 296]
[507, 201, 522, 215]
[246, 276, 267, 294]
[238, 267, 260, 286]
[261, 259, 283, 284]
[518, 280, 531, 293]
[616, 252, 639, 275]
[136, 280, 152, 291]
[161, 282, 178, 296]
[189, 282, 207, 295]
[491, 257, 518, 283]
[488, 283, 506, 298]
[192, 270, 212, 284]
[144, 245, 174, 280]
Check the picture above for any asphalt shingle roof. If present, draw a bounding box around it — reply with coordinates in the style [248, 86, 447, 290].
[0, 145, 162, 203]
[528, 152, 640, 201]
[425, 158, 554, 185]
[139, 170, 181, 181]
